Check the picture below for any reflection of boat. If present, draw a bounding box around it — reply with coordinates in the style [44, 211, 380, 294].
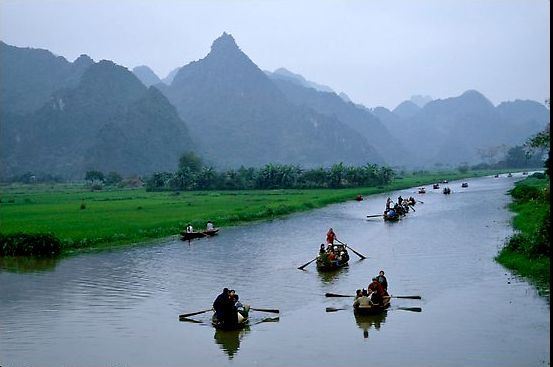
[317, 264, 350, 283]
[212, 312, 249, 330]
[180, 228, 219, 241]
[354, 298, 391, 316]
[316, 244, 350, 271]
[354, 306, 388, 339]
[433, 183, 440, 189]
[461, 182, 469, 188]
[213, 325, 251, 359]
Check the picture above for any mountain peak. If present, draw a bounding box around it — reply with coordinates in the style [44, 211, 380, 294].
[73, 54, 94, 68]
[210, 32, 240, 54]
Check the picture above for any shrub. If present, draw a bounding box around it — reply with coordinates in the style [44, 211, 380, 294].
[0, 233, 62, 256]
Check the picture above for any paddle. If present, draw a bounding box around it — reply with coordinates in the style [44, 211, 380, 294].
[250, 307, 279, 314]
[325, 292, 421, 300]
[326, 306, 422, 313]
[335, 239, 367, 260]
[179, 308, 212, 319]
[254, 316, 280, 325]
[417, 200, 424, 204]
[366, 214, 383, 218]
[297, 257, 317, 270]
[408, 205, 416, 212]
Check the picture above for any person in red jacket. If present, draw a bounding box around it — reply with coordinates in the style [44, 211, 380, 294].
[368, 277, 389, 305]
[326, 228, 337, 245]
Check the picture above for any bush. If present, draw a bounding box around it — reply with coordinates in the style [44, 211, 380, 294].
[0, 233, 62, 256]
[510, 184, 543, 202]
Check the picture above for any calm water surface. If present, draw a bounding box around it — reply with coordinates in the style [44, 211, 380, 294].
[0, 174, 550, 366]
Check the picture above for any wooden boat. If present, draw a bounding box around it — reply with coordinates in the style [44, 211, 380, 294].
[204, 228, 220, 236]
[355, 195, 363, 201]
[354, 298, 391, 316]
[522, 172, 528, 175]
[442, 180, 449, 184]
[494, 174, 500, 178]
[433, 183, 440, 189]
[180, 228, 219, 241]
[507, 173, 513, 177]
[212, 312, 249, 331]
[461, 182, 469, 188]
[418, 187, 426, 194]
[442, 187, 451, 195]
[384, 211, 400, 222]
[180, 231, 207, 241]
[316, 244, 350, 271]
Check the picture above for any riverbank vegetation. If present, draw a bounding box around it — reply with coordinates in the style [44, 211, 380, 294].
[496, 175, 550, 295]
[0, 169, 513, 254]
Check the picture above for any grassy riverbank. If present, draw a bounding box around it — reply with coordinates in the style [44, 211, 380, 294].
[496, 175, 550, 296]
[0, 169, 522, 254]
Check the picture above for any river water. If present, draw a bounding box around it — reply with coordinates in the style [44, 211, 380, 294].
[0, 174, 549, 367]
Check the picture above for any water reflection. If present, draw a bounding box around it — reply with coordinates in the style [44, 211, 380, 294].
[0, 256, 60, 273]
[213, 325, 251, 359]
[354, 311, 387, 339]
[316, 265, 350, 284]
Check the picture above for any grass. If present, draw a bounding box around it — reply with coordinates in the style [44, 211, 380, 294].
[0, 169, 525, 254]
[496, 175, 550, 297]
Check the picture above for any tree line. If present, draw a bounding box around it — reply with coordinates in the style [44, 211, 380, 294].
[145, 152, 394, 191]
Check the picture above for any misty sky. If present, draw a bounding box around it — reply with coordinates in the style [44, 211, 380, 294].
[0, 0, 550, 109]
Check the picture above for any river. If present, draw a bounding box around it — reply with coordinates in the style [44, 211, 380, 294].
[0, 173, 549, 366]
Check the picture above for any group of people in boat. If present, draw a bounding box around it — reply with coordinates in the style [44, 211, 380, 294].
[384, 196, 415, 218]
[185, 220, 215, 233]
[317, 228, 349, 266]
[213, 288, 250, 328]
[353, 270, 390, 308]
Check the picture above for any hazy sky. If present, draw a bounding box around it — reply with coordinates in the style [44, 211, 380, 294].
[1, 0, 550, 109]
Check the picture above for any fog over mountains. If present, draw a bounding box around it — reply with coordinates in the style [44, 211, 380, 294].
[0, 34, 549, 179]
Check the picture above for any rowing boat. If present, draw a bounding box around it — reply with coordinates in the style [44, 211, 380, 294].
[212, 312, 249, 330]
[384, 211, 400, 222]
[461, 182, 469, 188]
[433, 183, 440, 189]
[180, 228, 220, 241]
[354, 298, 391, 316]
[316, 244, 350, 271]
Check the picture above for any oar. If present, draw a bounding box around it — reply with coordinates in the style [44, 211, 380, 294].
[297, 257, 317, 270]
[254, 316, 280, 325]
[366, 214, 383, 218]
[325, 292, 354, 298]
[326, 306, 421, 313]
[326, 307, 348, 312]
[250, 307, 279, 314]
[178, 317, 204, 323]
[417, 200, 424, 204]
[408, 205, 416, 212]
[178, 308, 212, 318]
[396, 307, 422, 312]
[335, 239, 367, 260]
[390, 295, 421, 300]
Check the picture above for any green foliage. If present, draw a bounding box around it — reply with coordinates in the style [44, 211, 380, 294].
[85, 170, 104, 183]
[105, 171, 123, 186]
[0, 233, 62, 256]
[178, 152, 203, 173]
[457, 164, 470, 173]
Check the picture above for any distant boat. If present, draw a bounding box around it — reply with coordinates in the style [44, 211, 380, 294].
[507, 173, 513, 177]
[418, 187, 426, 194]
[180, 228, 219, 242]
[443, 187, 451, 195]
[433, 183, 440, 189]
[461, 182, 469, 188]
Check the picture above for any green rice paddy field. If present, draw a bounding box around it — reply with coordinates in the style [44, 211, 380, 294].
[0, 170, 517, 253]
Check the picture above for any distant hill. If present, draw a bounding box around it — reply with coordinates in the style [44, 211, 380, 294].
[162, 67, 181, 85]
[376, 90, 549, 166]
[1, 58, 192, 178]
[268, 75, 408, 165]
[160, 33, 381, 168]
[266, 67, 335, 93]
[409, 95, 433, 108]
[0, 41, 94, 114]
[132, 65, 162, 87]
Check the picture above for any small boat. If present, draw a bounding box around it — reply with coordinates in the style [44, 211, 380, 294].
[461, 182, 469, 188]
[180, 228, 220, 241]
[354, 298, 391, 316]
[442, 180, 448, 184]
[507, 173, 513, 177]
[522, 172, 528, 175]
[316, 244, 350, 271]
[494, 174, 500, 178]
[418, 187, 426, 194]
[433, 183, 440, 189]
[180, 231, 207, 241]
[442, 187, 451, 195]
[384, 210, 400, 222]
[204, 228, 220, 236]
[355, 195, 363, 201]
[212, 312, 249, 331]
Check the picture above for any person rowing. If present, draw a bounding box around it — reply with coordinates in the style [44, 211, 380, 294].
[326, 228, 337, 245]
[368, 277, 389, 305]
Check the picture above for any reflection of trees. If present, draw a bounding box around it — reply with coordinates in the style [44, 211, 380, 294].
[0, 256, 60, 273]
[354, 311, 388, 339]
[213, 325, 251, 359]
